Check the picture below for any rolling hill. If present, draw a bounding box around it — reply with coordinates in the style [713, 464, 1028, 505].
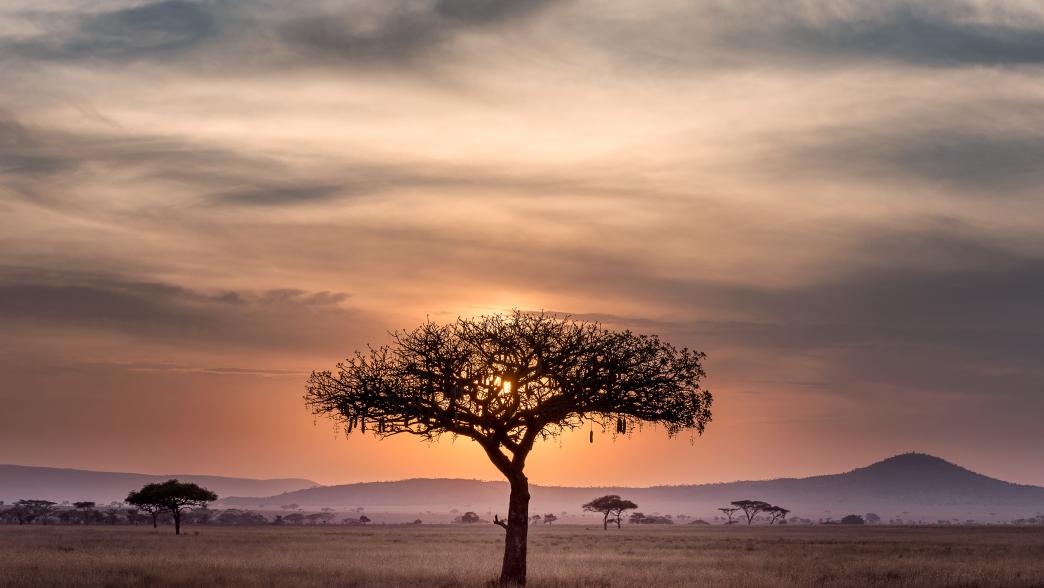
[0, 464, 317, 504]
[221, 453, 1044, 520]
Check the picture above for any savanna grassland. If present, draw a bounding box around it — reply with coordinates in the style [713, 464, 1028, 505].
[1, 524, 1042, 587]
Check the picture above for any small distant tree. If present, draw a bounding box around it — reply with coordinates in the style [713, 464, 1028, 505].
[306, 311, 712, 586]
[73, 501, 96, 525]
[718, 506, 740, 525]
[126, 479, 217, 535]
[543, 513, 557, 525]
[841, 514, 865, 525]
[766, 506, 790, 525]
[135, 502, 163, 528]
[358, 515, 372, 525]
[285, 513, 305, 525]
[582, 495, 638, 530]
[865, 513, 881, 524]
[629, 512, 673, 524]
[731, 500, 771, 525]
[529, 515, 542, 525]
[457, 511, 481, 524]
[413, 519, 423, 525]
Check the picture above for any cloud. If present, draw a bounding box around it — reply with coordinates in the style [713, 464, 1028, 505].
[0, 267, 369, 354]
[511, 220, 1044, 400]
[567, 0, 1044, 73]
[0, 0, 559, 70]
[276, 0, 557, 65]
[784, 127, 1044, 192]
[4, 0, 217, 62]
[4, 0, 1044, 75]
[208, 184, 345, 207]
[0, 115, 650, 213]
[0, 116, 78, 178]
[730, 0, 1044, 67]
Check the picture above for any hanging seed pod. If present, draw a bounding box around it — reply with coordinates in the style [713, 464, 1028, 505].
[361, 416, 366, 433]
[378, 419, 385, 434]
[589, 430, 594, 444]
[617, 417, 626, 434]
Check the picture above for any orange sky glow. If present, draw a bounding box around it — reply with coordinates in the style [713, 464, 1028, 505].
[2, 0, 1044, 487]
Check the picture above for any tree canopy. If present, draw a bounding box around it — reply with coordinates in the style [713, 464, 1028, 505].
[306, 311, 712, 586]
[731, 500, 772, 525]
[582, 495, 639, 530]
[126, 479, 217, 535]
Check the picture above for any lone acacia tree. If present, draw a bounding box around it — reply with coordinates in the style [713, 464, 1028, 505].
[126, 479, 217, 535]
[306, 311, 712, 586]
[582, 495, 638, 530]
[731, 500, 772, 525]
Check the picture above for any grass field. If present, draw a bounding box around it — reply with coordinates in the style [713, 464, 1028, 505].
[1, 524, 1042, 587]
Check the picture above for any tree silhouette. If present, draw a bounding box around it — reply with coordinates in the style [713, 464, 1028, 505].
[73, 501, 96, 525]
[134, 502, 163, 528]
[126, 479, 217, 535]
[542, 513, 557, 525]
[306, 311, 712, 586]
[582, 495, 638, 530]
[718, 506, 740, 525]
[766, 505, 790, 524]
[731, 500, 771, 525]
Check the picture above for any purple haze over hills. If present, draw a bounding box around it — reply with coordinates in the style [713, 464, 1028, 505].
[221, 453, 1044, 521]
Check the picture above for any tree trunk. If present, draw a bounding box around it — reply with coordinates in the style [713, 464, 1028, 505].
[499, 474, 530, 586]
[602, 512, 608, 530]
[173, 510, 181, 535]
[151, 513, 158, 528]
[615, 515, 622, 529]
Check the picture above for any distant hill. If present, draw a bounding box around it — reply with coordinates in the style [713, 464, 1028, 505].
[0, 465, 317, 504]
[222, 453, 1044, 520]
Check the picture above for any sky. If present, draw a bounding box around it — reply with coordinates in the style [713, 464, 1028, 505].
[2, 0, 1043, 488]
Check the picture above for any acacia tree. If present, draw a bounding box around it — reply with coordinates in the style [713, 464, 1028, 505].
[306, 311, 712, 586]
[731, 500, 772, 525]
[134, 502, 163, 528]
[126, 479, 217, 535]
[718, 506, 740, 525]
[766, 506, 790, 524]
[582, 495, 638, 530]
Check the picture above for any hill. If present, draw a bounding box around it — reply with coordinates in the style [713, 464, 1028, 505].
[222, 453, 1044, 521]
[0, 464, 317, 504]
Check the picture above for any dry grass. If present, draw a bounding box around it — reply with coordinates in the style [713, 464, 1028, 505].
[1, 524, 1042, 587]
